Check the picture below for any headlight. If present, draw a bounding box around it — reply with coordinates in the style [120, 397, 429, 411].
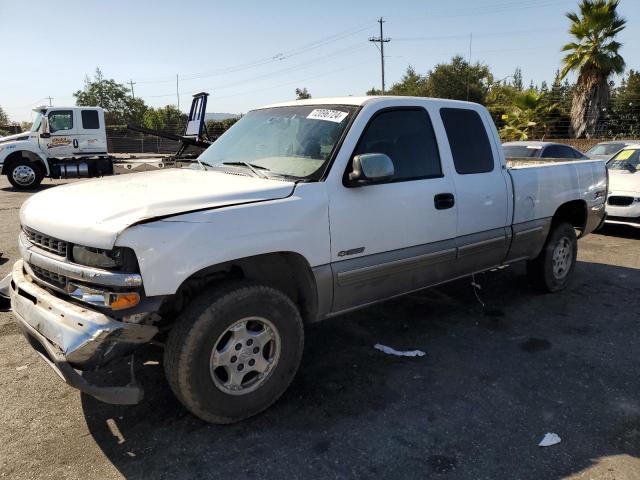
[72, 245, 124, 269]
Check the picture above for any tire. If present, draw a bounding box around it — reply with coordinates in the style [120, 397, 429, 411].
[164, 282, 304, 424]
[527, 222, 578, 293]
[7, 158, 44, 190]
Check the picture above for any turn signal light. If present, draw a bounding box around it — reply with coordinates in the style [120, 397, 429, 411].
[109, 292, 140, 311]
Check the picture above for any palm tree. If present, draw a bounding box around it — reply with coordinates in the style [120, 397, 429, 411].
[560, 0, 626, 138]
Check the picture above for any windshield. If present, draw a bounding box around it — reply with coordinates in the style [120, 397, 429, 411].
[503, 145, 540, 158]
[607, 148, 640, 171]
[586, 143, 625, 156]
[197, 105, 357, 180]
[30, 112, 43, 133]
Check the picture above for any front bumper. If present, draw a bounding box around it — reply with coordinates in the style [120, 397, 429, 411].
[10, 259, 157, 404]
[605, 201, 640, 225]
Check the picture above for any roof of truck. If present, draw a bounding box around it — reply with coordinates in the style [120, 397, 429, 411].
[259, 96, 481, 109]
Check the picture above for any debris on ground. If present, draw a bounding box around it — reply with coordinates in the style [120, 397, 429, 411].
[15, 365, 27, 371]
[538, 432, 561, 447]
[374, 343, 426, 357]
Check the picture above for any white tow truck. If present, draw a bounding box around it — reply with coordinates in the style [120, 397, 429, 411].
[5, 96, 607, 424]
[0, 93, 213, 189]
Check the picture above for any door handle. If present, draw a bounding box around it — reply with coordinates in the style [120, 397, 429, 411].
[434, 193, 455, 210]
[73, 139, 78, 148]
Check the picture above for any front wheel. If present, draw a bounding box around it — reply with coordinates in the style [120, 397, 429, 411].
[527, 222, 578, 293]
[7, 158, 44, 190]
[164, 282, 304, 424]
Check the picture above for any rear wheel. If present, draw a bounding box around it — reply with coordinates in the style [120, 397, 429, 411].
[7, 158, 44, 190]
[527, 222, 577, 292]
[164, 282, 304, 424]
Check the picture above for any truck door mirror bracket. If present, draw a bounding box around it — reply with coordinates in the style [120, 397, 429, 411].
[348, 153, 395, 186]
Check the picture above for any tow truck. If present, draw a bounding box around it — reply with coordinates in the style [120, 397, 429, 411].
[0, 93, 212, 189]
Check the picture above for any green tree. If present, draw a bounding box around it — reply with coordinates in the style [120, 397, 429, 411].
[500, 90, 561, 140]
[607, 70, 640, 136]
[0, 105, 9, 135]
[386, 66, 428, 96]
[74, 68, 149, 125]
[513, 67, 524, 91]
[142, 105, 187, 135]
[206, 117, 239, 137]
[424, 56, 494, 104]
[295, 88, 312, 100]
[560, 0, 626, 138]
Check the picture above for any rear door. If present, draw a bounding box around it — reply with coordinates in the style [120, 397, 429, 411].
[77, 109, 107, 154]
[328, 106, 458, 312]
[439, 107, 511, 272]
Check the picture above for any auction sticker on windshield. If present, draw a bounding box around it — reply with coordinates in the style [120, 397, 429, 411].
[307, 109, 349, 123]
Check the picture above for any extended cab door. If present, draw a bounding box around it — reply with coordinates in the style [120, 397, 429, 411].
[40, 109, 77, 157]
[76, 108, 107, 154]
[327, 106, 458, 312]
[439, 106, 511, 272]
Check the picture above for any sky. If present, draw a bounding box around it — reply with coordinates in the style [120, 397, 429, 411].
[2, 0, 640, 123]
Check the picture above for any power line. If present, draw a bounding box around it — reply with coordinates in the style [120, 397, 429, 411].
[369, 17, 391, 94]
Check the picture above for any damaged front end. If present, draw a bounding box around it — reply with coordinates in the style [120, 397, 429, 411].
[9, 230, 161, 404]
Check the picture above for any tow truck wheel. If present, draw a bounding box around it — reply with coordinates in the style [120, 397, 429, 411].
[527, 222, 577, 293]
[164, 282, 304, 424]
[7, 158, 44, 190]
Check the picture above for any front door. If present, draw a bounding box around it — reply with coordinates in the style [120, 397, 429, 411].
[327, 106, 458, 312]
[41, 109, 77, 157]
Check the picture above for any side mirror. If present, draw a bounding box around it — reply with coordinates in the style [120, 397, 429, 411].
[40, 117, 51, 138]
[348, 153, 394, 186]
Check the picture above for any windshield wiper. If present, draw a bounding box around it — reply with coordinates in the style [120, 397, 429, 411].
[222, 161, 270, 178]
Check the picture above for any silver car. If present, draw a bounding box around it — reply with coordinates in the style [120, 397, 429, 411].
[586, 141, 640, 161]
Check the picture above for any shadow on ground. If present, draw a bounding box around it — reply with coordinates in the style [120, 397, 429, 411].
[81, 260, 640, 479]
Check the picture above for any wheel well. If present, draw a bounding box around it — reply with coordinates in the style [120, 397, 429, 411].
[552, 200, 587, 236]
[163, 252, 319, 324]
[1, 151, 45, 175]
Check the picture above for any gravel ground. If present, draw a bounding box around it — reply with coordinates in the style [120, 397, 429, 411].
[0, 176, 639, 480]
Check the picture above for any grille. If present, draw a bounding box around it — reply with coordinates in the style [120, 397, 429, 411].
[29, 264, 67, 288]
[23, 227, 69, 257]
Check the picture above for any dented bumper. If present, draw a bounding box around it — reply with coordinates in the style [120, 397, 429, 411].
[10, 260, 157, 404]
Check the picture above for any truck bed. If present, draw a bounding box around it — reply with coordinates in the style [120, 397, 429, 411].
[506, 158, 607, 226]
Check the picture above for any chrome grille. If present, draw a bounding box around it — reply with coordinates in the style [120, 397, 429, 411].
[23, 227, 69, 257]
[30, 264, 67, 288]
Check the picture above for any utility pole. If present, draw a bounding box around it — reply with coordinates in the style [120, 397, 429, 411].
[176, 74, 180, 111]
[129, 80, 136, 99]
[369, 17, 391, 94]
[466, 33, 473, 101]
[46, 96, 53, 106]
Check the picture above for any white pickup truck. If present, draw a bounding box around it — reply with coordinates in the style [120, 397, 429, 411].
[5, 96, 607, 424]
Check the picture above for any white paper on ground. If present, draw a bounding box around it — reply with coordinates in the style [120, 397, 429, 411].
[374, 343, 426, 357]
[538, 432, 561, 447]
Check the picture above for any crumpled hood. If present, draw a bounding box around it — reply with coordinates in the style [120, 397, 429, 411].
[608, 169, 640, 194]
[20, 168, 295, 249]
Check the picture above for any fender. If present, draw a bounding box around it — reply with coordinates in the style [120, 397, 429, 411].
[0, 141, 50, 176]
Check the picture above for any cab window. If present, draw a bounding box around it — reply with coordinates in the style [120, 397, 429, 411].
[352, 108, 442, 182]
[48, 111, 74, 133]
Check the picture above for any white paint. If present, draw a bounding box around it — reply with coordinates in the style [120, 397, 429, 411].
[538, 432, 561, 447]
[374, 344, 426, 357]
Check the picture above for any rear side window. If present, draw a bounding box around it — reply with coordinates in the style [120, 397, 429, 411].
[81, 110, 100, 129]
[353, 109, 442, 182]
[440, 108, 494, 174]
